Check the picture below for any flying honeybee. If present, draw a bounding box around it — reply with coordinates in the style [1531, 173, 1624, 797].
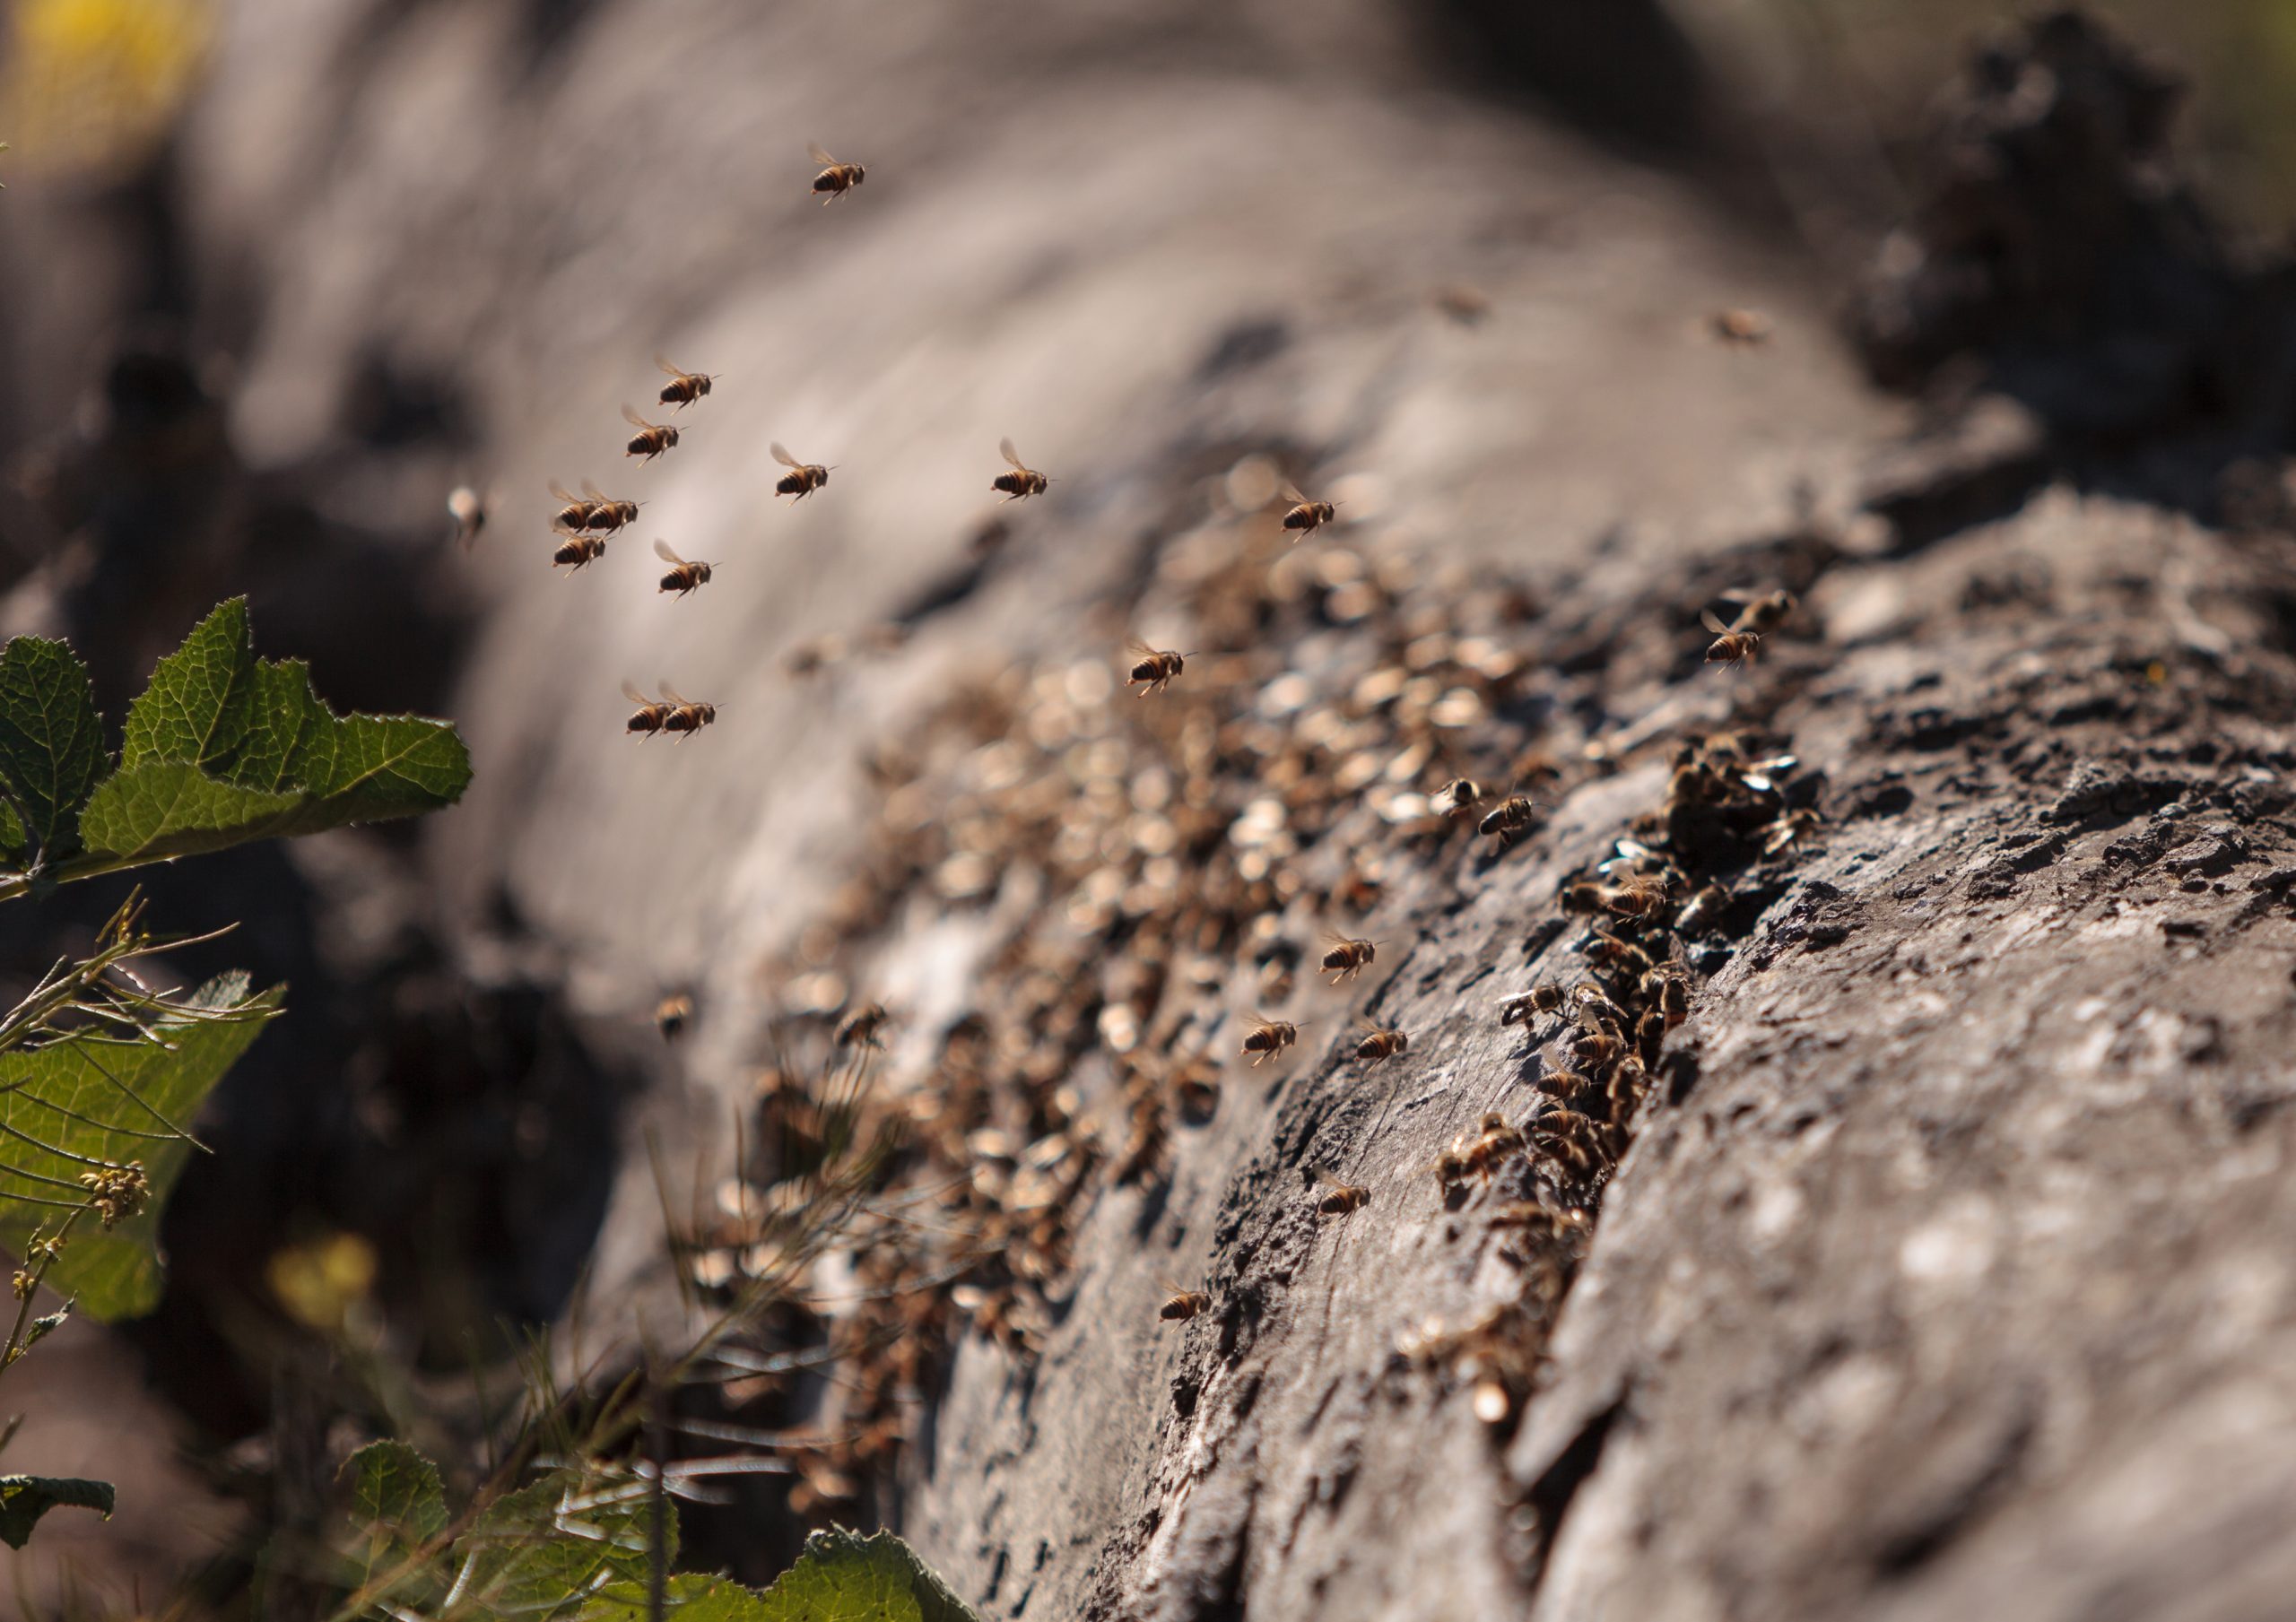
[1309, 1167, 1369, 1215]
[1701, 589, 1797, 667]
[656, 357, 716, 409]
[658, 681, 718, 740]
[622, 404, 681, 463]
[1126, 642, 1188, 696]
[448, 485, 491, 551]
[835, 1002, 889, 1050]
[552, 479, 639, 535]
[807, 141, 866, 203]
[993, 438, 1048, 500]
[1241, 1015, 1301, 1066]
[652, 538, 716, 596]
[1479, 794, 1545, 848]
[553, 533, 608, 573]
[1711, 308, 1773, 346]
[1320, 934, 1376, 984]
[1277, 479, 1337, 542]
[771, 442, 831, 500]
[1435, 778, 1483, 817]
[1354, 1022, 1409, 1062]
[622, 680, 674, 739]
[654, 993, 693, 1042]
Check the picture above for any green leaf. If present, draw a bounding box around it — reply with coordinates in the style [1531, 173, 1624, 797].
[0, 637, 107, 865]
[74, 598, 469, 869]
[452, 1469, 670, 1616]
[347, 1439, 448, 1545]
[0, 801, 23, 870]
[0, 974, 281, 1319]
[578, 1531, 981, 1622]
[0, 1475, 114, 1549]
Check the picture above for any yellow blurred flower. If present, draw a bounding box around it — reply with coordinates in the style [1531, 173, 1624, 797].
[266, 1230, 380, 1335]
[2, 0, 212, 181]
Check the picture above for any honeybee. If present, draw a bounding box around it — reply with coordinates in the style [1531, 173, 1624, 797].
[1599, 872, 1674, 918]
[1570, 984, 1628, 1029]
[1478, 795, 1545, 848]
[1435, 778, 1483, 817]
[1126, 642, 1188, 696]
[652, 538, 716, 596]
[448, 485, 491, 551]
[622, 680, 673, 738]
[1763, 808, 1822, 854]
[553, 533, 608, 572]
[1570, 1028, 1624, 1067]
[654, 993, 693, 1042]
[993, 438, 1048, 500]
[656, 357, 716, 409]
[1161, 1289, 1212, 1323]
[1240, 1015, 1301, 1066]
[1432, 283, 1492, 325]
[771, 442, 831, 500]
[1700, 610, 1763, 667]
[657, 681, 718, 739]
[1320, 934, 1377, 984]
[1277, 479, 1337, 542]
[1310, 1167, 1370, 1215]
[1584, 928, 1654, 976]
[1674, 884, 1730, 935]
[1701, 590, 1796, 666]
[1354, 1022, 1409, 1062]
[1462, 1112, 1526, 1179]
[622, 404, 681, 462]
[835, 1002, 890, 1049]
[1711, 308, 1773, 346]
[807, 141, 866, 203]
[1498, 984, 1565, 1028]
[1644, 965, 1690, 1026]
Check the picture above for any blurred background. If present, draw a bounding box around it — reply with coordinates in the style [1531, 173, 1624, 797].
[0, 0, 2287, 1612]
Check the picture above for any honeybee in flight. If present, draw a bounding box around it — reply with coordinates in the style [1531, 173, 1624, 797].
[1701, 590, 1796, 667]
[653, 538, 716, 596]
[448, 485, 491, 551]
[1241, 1015, 1302, 1066]
[622, 404, 681, 463]
[770, 442, 831, 500]
[1435, 778, 1483, 817]
[1126, 642, 1188, 696]
[657, 681, 718, 740]
[835, 1002, 889, 1050]
[1160, 1282, 1212, 1322]
[553, 533, 607, 573]
[807, 142, 866, 203]
[1277, 479, 1337, 542]
[1479, 794, 1546, 849]
[552, 479, 639, 536]
[993, 438, 1048, 500]
[1320, 934, 1376, 984]
[622, 680, 673, 738]
[654, 993, 693, 1042]
[657, 358, 717, 409]
[1354, 1023, 1409, 1062]
[1711, 308, 1773, 346]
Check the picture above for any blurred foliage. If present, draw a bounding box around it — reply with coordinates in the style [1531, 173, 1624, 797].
[0, 0, 211, 181]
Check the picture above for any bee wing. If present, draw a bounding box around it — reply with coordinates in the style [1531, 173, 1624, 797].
[1700, 608, 1732, 636]
[999, 437, 1025, 470]
[622, 679, 651, 705]
[653, 537, 688, 565]
[657, 356, 688, 378]
[549, 478, 580, 503]
[622, 403, 657, 429]
[581, 478, 608, 502]
[657, 680, 691, 706]
[1276, 478, 1306, 505]
[808, 141, 837, 166]
[771, 441, 807, 470]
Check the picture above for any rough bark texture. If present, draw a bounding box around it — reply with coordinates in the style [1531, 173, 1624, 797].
[3, 4, 2294, 1618]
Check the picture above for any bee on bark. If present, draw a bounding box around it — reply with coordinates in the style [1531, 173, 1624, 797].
[1160, 1282, 1212, 1322]
[1599, 872, 1674, 918]
[654, 993, 693, 1042]
[1711, 308, 1773, 345]
[1636, 1007, 1667, 1067]
[1462, 1112, 1526, 1179]
[1498, 984, 1565, 1028]
[1644, 964, 1690, 1027]
[835, 1002, 890, 1050]
[1763, 808, 1823, 854]
[658, 681, 718, 739]
[622, 680, 673, 739]
[1585, 927, 1654, 976]
[1570, 984, 1629, 1030]
[656, 357, 716, 409]
[1277, 479, 1337, 542]
[1435, 778, 1483, 818]
[448, 485, 491, 551]
[807, 142, 866, 203]
[771, 442, 831, 500]
[1479, 794, 1546, 850]
[993, 438, 1048, 500]
[1126, 642, 1188, 696]
[1309, 1167, 1370, 1215]
[1570, 1028, 1624, 1068]
[1354, 1022, 1409, 1062]
[622, 404, 681, 462]
[1320, 934, 1377, 984]
[1241, 1015, 1302, 1066]
[652, 538, 717, 596]
[553, 533, 608, 573]
[1675, 884, 1730, 935]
